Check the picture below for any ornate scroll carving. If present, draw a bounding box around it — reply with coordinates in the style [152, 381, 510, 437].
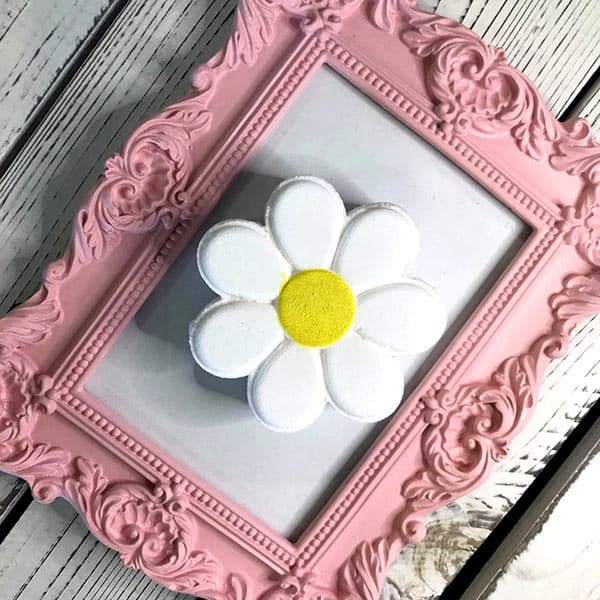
[389, 269, 600, 546]
[204, 0, 362, 75]
[2, 2, 600, 599]
[338, 538, 393, 600]
[64, 458, 252, 600]
[370, 0, 558, 160]
[0, 285, 68, 501]
[369, 0, 600, 267]
[552, 122, 600, 266]
[260, 571, 337, 600]
[73, 95, 212, 265]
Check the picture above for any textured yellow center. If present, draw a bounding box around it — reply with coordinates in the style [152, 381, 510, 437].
[277, 269, 355, 348]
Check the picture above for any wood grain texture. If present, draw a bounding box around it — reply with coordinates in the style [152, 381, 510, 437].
[1, 0, 599, 316]
[383, 77, 600, 600]
[0, 0, 237, 314]
[0, 499, 186, 600]
[490, 471, 600, 599]
[427, 0, 600, 117]
[382, 18, 600, 599]
[459, 415, 600, 600]
[484, 452, 600, 600]
[0, 474, 27, 527]
[0, 0, 115, 166]
[0, 0, 118, 545]
[0, 1, 598, 599]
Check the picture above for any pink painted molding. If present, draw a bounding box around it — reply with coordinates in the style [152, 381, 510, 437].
[1, 1, 599, 598]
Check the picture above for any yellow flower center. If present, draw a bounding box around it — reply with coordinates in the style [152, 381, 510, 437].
[277, 269, 356, 348]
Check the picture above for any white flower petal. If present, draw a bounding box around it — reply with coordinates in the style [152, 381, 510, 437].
[248, 341, 326, 432]
[333, 204, 419, 294]
[266, 176, 346, 270]
[198, 220, 290, 300]
[355, 280, 446, 354]
[189, 301, 283, 378]
[323, 332, 404, 422]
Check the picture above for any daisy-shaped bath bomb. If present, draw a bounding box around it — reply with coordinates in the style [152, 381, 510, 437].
[189, 176, 446, 432]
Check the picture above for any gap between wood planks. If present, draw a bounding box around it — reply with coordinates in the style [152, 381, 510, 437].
[561, 66, 600, 121]
[0, 0, 130, 183]
[0, 482, 30, 545]
[463, 411, 600, 600]
[0, 0, 598, 194]
[439, 399, 600, 600]
[435, 67, 600, 595]
[0, 0, 239, 314]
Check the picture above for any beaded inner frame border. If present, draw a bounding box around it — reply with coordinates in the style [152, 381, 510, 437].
[1, 1, 599, 598]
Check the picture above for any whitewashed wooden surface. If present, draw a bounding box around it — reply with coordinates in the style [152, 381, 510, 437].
[0, 0, 115, 165]
[0, 1, 598, 599]
[461, 415, 600, 600]
[487, 455, 600, 600]
[486, 455, 600, 600]
[382, 323, 600, 600]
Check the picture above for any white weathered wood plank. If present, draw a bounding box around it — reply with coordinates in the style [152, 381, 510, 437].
[485, 455, 600, 600]
[461, 418, 600, 600]
[0, 0, 115, 165]
[0, 0, 236, 595]
[0, 1, 598, 599]
[382, 18, 600, 600]
[0, 0, 598, 313]
[0, 498, 188, 600]
[382, 87, 600, 600]
[0, 0, 237, 313]
[0, 0, 117, 558]
[2, 324, 597, 600]
[0, 474, 27, 527]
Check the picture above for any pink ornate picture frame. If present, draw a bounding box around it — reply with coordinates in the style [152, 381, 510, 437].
[1, 0, 599, 598]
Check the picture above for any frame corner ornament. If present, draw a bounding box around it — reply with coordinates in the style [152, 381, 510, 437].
[370, 0, 558, 160]
[63, 457, 253, 599]
[552, 123, 600, 266]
